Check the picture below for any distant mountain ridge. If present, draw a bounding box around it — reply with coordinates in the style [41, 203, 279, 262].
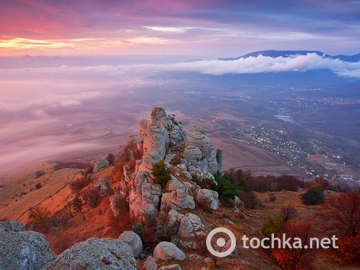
[218, 50, 360, 62]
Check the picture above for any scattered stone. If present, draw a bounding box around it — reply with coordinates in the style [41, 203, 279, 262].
[153, 242, 186, 261]
[144, 256, 157, 270]
[189, 254, 202, 260]
[119, 231, 143, 258]
[234, 196, 245, 208]
[158, 264, 182, 270]
[323, 189, 336, 195]
[177, 216, 195, 238]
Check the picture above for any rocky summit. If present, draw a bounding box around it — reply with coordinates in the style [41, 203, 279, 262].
[113, 107, 223, 237]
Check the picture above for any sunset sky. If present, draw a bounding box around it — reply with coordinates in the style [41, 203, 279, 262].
[1, 0, 360, 173]
[1, 0, 360, 57]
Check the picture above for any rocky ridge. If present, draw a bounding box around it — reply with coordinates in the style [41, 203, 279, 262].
[111, 107, 224, 240]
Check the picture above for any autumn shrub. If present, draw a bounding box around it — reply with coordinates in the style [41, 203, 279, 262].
[111, 146, 132, 183]
[85, 189, 100, 209]
[152, 159, 171, 188]
[104, 153, 115, 166]
[82, 164, 93, 176]
[228, 168, 254, 186]
[280, 204, 297, 222]
[271, 220, 317, 270]
[261, 212, 284, 246]
[72, 197, 83, 214]
[238, 191, 263, 209]
[321, 191, 360, 265]
[310, 183, 322, 192]
[302, 187, 324, 205]
[28, 206, 50, 227]
[332, 231, 360, 265]
[201, 177, 215, 189]
[324, 191, 360, 237]
[69, 175, 91, 194]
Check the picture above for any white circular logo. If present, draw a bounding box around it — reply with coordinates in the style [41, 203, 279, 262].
[206, 227, 237, 257]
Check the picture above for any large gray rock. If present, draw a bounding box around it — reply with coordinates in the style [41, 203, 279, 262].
[197, 189, 220, 210]
[43, 238, 137, 270]
[119, 231, 143, 258]
[0, 220, 24, 232]
[0, 224, 56, 270]
[153, 242, 186, 261]
[93, 159, 110, 173]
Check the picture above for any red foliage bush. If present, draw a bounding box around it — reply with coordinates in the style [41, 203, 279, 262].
[85, 189, 100, 209]
[69, 175, 91, 194]
[333, 231, 360, 265]
[324, 191, 360, 237]
[271, 220, 317, 270]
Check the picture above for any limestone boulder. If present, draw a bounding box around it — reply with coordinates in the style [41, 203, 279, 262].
[43, 238, 136, 270]
[177, 216, 195, 238]
[93, 159, 110, 173]
[153, 242, 186, 261]
[119, 231, 143, 258]
[0, 225, 56, 270]
[197, 189, 220, 210]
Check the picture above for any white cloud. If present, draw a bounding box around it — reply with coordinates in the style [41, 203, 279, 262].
[127, 37, 180, 44]
[162, 53, 360, 78]
[144, 26, 192, 33]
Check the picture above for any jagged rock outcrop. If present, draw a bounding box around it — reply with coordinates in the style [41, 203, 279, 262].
[119, 107, 222, 238]
[43, 238, 137, 270]
[183, 126, 222, 175]
[0, 221, 56, 270]
[119, 231, 143, 259]
[196, 189, 220, 210]
[153, 241, 186, 261]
